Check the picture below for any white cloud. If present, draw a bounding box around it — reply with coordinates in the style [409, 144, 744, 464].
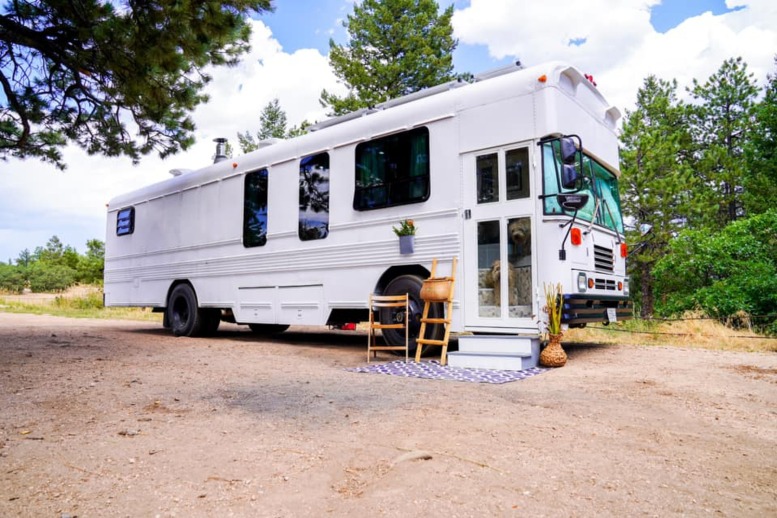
[180, 20, 344, 164]
[0, 20, 342, 261]
[452, 0, 777, 112]
[453, 1, 658, 71]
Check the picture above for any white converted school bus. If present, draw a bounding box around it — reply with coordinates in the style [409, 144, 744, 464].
[104, 61, 632, 355]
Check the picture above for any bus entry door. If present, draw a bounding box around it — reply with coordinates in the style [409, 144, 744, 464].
[462, 146, 536, 331]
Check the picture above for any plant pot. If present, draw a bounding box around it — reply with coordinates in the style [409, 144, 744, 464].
[539, 333, 567, 367]
[399, 235, 415, 254]
[420, 278, 452, 301]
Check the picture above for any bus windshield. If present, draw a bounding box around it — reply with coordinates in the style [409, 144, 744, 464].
[541, 139, 625, 234]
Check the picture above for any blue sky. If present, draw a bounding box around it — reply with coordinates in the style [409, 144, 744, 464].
[1, 0, 776, 262]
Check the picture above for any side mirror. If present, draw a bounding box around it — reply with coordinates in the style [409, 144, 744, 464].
[559, 136, 581, 189]
[557, 193, 589, 211]
[561, 164, 579, 189]
[560, 137, 577, 164]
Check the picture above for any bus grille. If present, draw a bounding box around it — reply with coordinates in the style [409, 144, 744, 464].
[594, 278, 617, 291]
[594, 245, 614, 272]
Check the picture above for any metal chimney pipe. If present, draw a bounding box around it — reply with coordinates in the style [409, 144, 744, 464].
[213, 138, 228, 163]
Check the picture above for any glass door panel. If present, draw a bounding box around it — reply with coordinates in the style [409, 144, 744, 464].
[476, 153, 499, 203]
[507, 216, 532, 318]
[477, 220, 501, 318]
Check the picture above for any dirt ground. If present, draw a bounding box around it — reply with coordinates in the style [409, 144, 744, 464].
[1, 313, 775, 517]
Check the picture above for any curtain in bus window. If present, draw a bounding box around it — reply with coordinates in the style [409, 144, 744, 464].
[299, 153, 330, 241]
[355, 144, 387, 209]
[408, 130, 429, 199]
[243, 169, 268, 247]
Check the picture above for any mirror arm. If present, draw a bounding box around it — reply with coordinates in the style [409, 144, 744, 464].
[558, 210, 580, 261]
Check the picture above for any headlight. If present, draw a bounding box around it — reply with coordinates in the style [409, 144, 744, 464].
[577, 272, 587, 293]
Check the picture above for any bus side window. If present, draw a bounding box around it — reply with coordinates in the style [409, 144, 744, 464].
[243, 168, 268, 247]
[353, 127, 430, 210]
[299, 153, 330, 241]
[116, 207, 135, 236]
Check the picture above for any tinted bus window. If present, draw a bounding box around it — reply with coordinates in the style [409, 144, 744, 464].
[243, 169, 269, 247]
[354, 127, 430, 210]
[299, 153, 330, 240]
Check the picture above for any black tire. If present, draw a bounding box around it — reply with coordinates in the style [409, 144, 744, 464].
[382, 274, 445, 357]
[248, 324, 290, 334]
[167, 284, 204, 337]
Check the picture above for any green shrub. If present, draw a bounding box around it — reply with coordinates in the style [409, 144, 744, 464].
[654, 210, 777, 331]
[0, 264, 26, 294]
[28, 264, 76, 292]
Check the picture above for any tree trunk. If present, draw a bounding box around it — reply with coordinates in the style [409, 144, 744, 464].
[640, 262, 654, 317]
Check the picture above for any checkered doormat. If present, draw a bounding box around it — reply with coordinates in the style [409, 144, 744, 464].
[346, 360, 546, 384]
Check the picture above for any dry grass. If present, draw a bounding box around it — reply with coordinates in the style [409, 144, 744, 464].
[566, 312, 777, 353]
[0, 285, 160, 322]
[1, 290, 775, 352]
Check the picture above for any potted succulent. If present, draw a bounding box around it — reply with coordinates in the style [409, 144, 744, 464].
[393, 219, 416, 254]
[539, 282, 567, 367]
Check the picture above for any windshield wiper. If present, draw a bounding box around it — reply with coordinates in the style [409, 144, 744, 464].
[600, 199, 621, 243]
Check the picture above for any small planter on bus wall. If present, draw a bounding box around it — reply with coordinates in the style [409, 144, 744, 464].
[393, 219, 416, 255]
[399, 235, 415, 254]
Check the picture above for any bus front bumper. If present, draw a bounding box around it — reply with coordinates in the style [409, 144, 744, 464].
[562, 294, 633, 326]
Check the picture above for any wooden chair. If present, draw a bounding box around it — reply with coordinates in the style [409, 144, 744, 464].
[367, 293, 410, 363]
[416, 257, 457, 365]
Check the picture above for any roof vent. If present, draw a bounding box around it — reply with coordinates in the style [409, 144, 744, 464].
[213, 138, 228, 163]
[256, 138, 282, 149]
[474, 60, 523, 82]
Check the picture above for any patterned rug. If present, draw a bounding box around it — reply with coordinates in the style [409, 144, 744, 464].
[346, 360, 546, 384]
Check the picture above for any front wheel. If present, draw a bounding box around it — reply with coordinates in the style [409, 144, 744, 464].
[167, 284, 205, 337]
[382, 274, 444, 357]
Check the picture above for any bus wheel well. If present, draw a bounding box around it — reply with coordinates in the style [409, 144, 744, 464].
[165, 279, 194, 307]
[375, 265, 431, 295]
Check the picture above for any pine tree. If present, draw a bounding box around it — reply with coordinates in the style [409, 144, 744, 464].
[238, 98, 289, 153]
[744, 55, 777, 216]
[321, 0, 458, 116]
[619, 76, 696, 316]
[687, 57, 759, 226]
[0, 0, 274, 170]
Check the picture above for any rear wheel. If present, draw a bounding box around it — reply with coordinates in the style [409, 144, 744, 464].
[167, 284, 205, 337]
[382, 274, 444, 357]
